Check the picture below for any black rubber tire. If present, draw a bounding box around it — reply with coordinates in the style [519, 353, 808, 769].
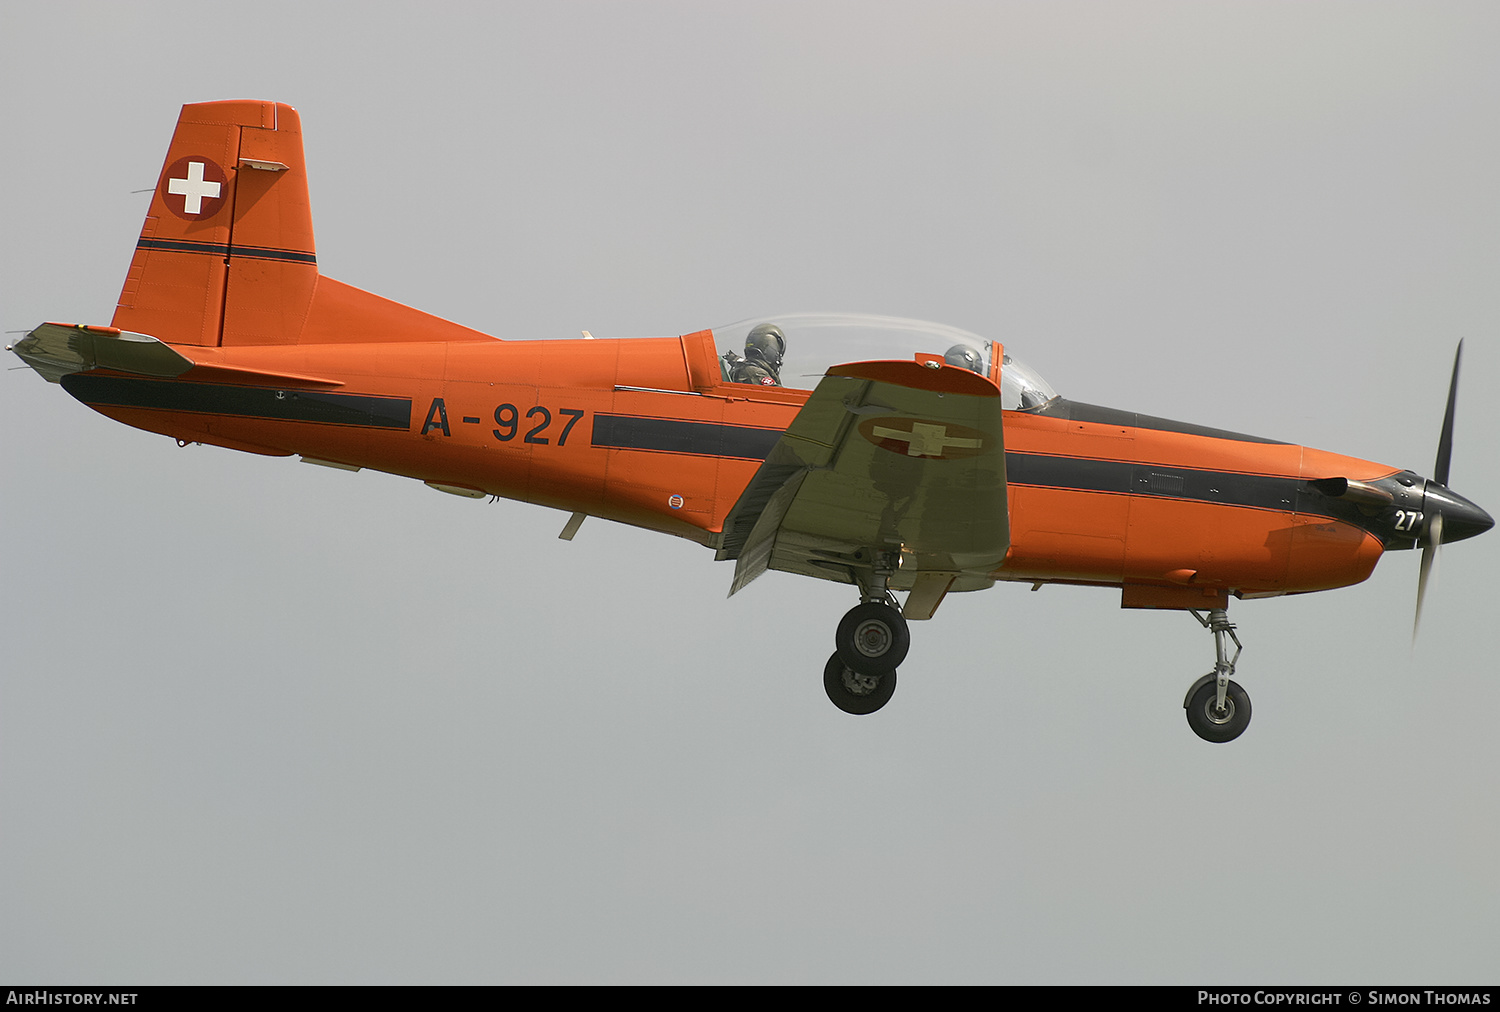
[1185, 678, 1252, 743]
[835, 601, 910, 674]
[823, 652, 897, 715]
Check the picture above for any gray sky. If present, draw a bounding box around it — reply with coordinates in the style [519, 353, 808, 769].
[3, 0, 1498, 984]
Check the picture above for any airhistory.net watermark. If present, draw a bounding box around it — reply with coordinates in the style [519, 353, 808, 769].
[5, 994, 138, 1005]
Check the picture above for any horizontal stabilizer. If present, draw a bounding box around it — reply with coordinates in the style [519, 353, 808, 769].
[10, 323, 193, 383]
[10, 322, 345, 388]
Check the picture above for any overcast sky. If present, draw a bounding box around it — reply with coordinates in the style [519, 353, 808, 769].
[3, 1, 1498, 984]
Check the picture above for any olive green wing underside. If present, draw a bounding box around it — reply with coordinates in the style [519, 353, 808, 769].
[717, 361, 1008, 615]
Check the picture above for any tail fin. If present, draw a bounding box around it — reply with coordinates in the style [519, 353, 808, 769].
[113, 101, 315, 347]
[113, 101, 488, 349]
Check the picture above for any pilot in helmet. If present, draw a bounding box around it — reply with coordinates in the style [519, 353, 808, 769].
[944, 343, 983, 373]
[729, 323, 786, 386]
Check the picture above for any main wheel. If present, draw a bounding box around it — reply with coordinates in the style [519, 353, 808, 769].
[1185, 677, 1252, 743]
[835, 601, 910, 674]
[823, 653, 897, 715]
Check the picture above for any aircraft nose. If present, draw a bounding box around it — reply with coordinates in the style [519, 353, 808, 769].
[1424, 483, 1495, 544]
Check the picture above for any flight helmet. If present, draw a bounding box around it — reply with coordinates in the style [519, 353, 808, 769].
[944, 343, 983, 373]
[745, 323, 786, 369]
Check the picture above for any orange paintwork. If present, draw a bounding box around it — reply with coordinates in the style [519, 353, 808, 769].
[52, 101, 1414, 605]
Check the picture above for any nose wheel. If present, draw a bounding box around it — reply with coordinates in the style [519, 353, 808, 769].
[1185, 676, 1252, 742]
[1183, 608, 1252, 743]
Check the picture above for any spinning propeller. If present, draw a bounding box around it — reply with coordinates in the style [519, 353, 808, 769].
[1412, 341, 1490, 640]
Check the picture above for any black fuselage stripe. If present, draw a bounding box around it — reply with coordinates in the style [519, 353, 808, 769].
[594, 414, 1377, 530]
[587, 414, 1359, 521]
[136, 238, 317, 264]
[58, 382, 1378, 534]
[1005, 456, 1383, 536]
[62, 375, 410, 429]
[591, 414, 782, 460]
[1008, 454, 1307, 514]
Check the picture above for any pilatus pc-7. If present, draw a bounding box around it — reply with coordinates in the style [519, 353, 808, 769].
[12, 101, 1491, 741]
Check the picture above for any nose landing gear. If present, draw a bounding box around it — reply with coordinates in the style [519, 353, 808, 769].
[1183, 607, 1252, 742]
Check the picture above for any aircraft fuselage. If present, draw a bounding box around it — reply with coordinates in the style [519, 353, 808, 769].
[56, 328, 1475, 608]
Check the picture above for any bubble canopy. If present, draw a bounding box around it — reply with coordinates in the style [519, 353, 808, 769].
[711, 313, 1057, 411]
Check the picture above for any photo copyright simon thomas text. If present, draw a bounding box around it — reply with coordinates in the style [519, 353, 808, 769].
[1199, 995, 1492, 1006]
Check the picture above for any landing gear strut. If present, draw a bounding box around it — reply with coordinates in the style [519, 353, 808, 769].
[1183, 607, 1252, 743]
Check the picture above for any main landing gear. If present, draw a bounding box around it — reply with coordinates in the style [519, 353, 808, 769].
[1183, 607, 1252, 743]
[820, 584, 1258, 738]
[824, 594, 909, 715]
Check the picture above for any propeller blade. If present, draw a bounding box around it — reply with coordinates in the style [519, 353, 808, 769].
[1433, 340, 1463, 487]
[1413, 511, 1443, 642]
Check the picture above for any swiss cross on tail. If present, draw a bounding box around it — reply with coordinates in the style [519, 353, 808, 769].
[161, 157, 227, 219]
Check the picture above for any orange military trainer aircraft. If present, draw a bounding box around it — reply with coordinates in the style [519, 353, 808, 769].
[12, 101, 1493, 741]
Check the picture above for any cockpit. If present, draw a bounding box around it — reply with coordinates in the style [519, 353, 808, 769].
[711, 313, 1058, 411]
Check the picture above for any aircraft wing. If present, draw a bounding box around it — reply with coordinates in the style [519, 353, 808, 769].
[717, 360, 1008, 619]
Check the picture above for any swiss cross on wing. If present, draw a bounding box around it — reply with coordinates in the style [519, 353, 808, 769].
[160, 157, 228, 220]
[858, 416, 987, 460]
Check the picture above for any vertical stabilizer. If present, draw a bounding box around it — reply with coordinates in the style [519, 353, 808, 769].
[112, 101, 316, 347]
